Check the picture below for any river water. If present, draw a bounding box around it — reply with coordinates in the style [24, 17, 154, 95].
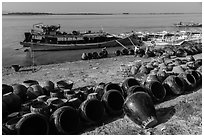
[2, 14, 202, 67]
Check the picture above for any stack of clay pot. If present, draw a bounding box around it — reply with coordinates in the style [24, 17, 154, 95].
[2, 78, 128, 135]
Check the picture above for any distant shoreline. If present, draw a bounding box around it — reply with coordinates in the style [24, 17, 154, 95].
[2, 12, 202, 16]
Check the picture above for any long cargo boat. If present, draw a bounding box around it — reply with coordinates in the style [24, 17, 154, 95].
[20, 23, 142, 51]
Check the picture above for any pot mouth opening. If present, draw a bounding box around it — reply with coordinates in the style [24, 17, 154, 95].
[19, 115, 48, 135]
[85, 100, 104, 122]
[107, 91, 124, 111]
[60, 109, 78, 133]
[151, 82, 165, 100]
[127, 78, 140, 88]
[186, 74, 196, 84]
[192, 71, 199, 79]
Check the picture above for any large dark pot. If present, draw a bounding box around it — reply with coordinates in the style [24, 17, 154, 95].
[50, 106, 80, 134]
[12, 84, 27, 102]
[123, 92, 158, 128]
[162, 75, 185, 95]
[102, 90, 124, 116]
[2, 84, 13, 95]
[16, 113, 49, 135]
[87, 52, 93, 59]
[92, 52, 99, 59]
[42, 80, 55, 95]
[30, 101, 50, 116]
[115, 50, 121, 56]
[144, 80, 166, 102]
[186, 70, 202, 86]
[126, 85, 146, 97]
[27, 84, 44, 100]
[79, 98, 104, 124]
[104, 82, 124, 97]
[23, 80, 39, 88]
[11, 65, 21, 72]
[121, 48, 129, 55]
[47, 98, 68, 113]
[122, 77, 140, 97]
[178, 73, 196, 90]
[3, 92, 21, 113]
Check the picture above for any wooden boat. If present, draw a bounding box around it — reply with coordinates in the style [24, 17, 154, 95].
[20, 23, 142, 51]
[174, 22, 202, 27]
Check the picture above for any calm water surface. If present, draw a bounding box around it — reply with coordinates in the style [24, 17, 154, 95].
[2, 14, 202, 67]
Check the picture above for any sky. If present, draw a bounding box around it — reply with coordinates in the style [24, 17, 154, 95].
[2, 1, 202, 14]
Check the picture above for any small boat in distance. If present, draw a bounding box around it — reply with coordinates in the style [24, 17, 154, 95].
[174, 22, 202, 27]
[20, 23, 142, 51]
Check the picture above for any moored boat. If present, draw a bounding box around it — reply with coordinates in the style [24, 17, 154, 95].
[20, 23, 142, 51]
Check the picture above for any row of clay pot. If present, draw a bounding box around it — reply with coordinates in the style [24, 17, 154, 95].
[115, 48, 135, 56]
[2, 80, 129, 135]
[81, 50, 108, 60]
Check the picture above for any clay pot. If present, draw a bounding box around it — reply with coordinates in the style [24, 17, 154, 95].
[3, 92, 21, 113]
[194, 59, 202, 69]
[81, 53, 88, 60]
[175, 48, 187, 57]
[79, 98, 104, 124]
[50, 106, 80, 134]
[12, 84, 27, 102]
[50, 88, 64, 98]
[42, 80, 55, 95]
[57, 80, 73, 90]
[23, 80, 39, 88]
[144, 80, 166, 102]
[123, 92, 158, 128]
[104, 82, 124, 97]
[92, 52, 99, 59]
[2, 101, 9, 121]
[121, 48, 129, 55]
[27, 84, 44, 100]
[128, 49, 135, 55]
[122, 77, 140, 97]
[5, 116, 22, 134]
[178, 73, 196, 90]
[11, 65, 21, 72]
[87, 93, 99, 100]
[162, 75, 185, 95]
[2, 84, 13, 95]
[186, 70, 202, 86]
[115, 50, 121, 56]
[126, 85, 146, 97]
[30, 101, 50, 116]
[94, 82, 106, 100]
[102, 90, 124, 116]
[47, 98, 68, 112]
[16, 113, 49, 135]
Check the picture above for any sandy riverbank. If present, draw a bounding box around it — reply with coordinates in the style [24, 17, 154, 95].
[2, 54, 202, 135]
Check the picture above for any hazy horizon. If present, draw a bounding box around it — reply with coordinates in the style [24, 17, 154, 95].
[2, 2, 202, 14]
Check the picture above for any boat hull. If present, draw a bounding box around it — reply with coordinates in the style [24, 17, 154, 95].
[20, 35, 140, 51]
